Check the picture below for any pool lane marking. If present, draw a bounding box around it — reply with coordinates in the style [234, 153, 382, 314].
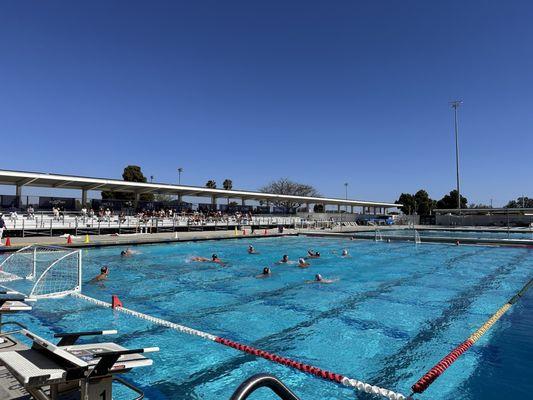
[411, 277, 533, 395]
[367, 249, 526, 389]
[73, 293, 217, 341]
[72, 292, 411, 400]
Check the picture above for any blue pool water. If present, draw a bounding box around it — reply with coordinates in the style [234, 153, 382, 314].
[364, 229, 533, 240]
[5, 236, 533, 399]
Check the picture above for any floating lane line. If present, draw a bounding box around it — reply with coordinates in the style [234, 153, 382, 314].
[72, 292, 411, 400]
[411, 277, 533, 395]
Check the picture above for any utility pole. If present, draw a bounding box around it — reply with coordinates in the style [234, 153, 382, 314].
[450, 100, 463, 214]
[344, 182, 348, 200]
[344, 182, 348, 212]
[177, 168, 183, 185]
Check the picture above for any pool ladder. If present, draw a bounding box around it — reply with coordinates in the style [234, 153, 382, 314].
[230, 374, 300, 400]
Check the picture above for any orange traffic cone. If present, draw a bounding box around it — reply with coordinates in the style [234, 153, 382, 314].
[67, 235, 73, 244]
[5, 237, 11, 247]
[112, 295, 123, 309]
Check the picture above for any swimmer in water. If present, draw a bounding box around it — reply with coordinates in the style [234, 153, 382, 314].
[341, 249, 349, 257]
[191, 254, 225, 265]
[120, 248, 133, 257]
[211, 254, 225, 265]
[298, 258, 310, 268]
[306, 249, 320, 258]
[191, 256, 210, 262]
[91, 266, 109, 282]
[306, 273, 337, 284]
[256, 267, 272, 278]
[277, 254, 289, 264]
[247, 245, 258, 254]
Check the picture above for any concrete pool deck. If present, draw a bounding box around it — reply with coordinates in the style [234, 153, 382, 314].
[0, 228, 300, 252]
[1, 225, 531, 253]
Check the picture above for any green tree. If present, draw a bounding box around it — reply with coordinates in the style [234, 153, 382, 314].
[222, 179, 233, 204]
[395, 193, 415, 214]
[505, 196, 533, 208]
[260, 178, 320, 210]
[102, 165, 154, 201]
[436, 190, 468, 209]
[414, 190, 437, 215]
[205, 180, 217, 189]
[223, 179, 233, 190]
[395, 190, 437, 215]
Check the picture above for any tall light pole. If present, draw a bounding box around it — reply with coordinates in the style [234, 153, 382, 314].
[344, 182, 348, 212]
[450, 100, 462, 214]
[177, 168, 183, 185]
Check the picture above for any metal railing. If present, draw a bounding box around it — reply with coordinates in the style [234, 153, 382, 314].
[1, 214, 303, 237]
[230, 374, 300, 400]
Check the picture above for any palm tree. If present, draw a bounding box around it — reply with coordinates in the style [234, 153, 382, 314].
[223, 179, 233, 190]
[205, 180, 217, 189]
[223, 179, 233, 204]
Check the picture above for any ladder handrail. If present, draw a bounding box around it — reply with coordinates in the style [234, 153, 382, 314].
[230, 374, 300, 400]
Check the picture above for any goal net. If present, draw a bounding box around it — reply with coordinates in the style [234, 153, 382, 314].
[0, 245, 82, 298]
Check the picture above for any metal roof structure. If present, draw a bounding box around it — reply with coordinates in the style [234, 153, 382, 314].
[0, 169, 400, 208]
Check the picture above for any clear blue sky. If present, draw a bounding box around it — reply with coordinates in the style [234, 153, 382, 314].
[1, 1, 531, 206]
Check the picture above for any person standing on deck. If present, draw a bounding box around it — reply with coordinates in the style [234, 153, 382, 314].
[0, 214, 5, 245]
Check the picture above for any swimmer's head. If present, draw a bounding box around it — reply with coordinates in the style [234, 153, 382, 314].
[342, 249, 348, 255]
[120, 250, 126, 256]
[298, 258, 305, 264]
[315, 274, 322, 282]
[212, 254, 218, 260]
[101, 266, 109, 274]
[282, 254, 288, 261]
[263, 267, 271, 275]
[316, 252, 320, 256]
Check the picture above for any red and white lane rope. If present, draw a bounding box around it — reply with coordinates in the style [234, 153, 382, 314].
[73, 293, 410, 400]
[411, 277, 533, 395]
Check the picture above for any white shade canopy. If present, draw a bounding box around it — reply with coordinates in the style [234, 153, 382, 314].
[0, 169, 400, 208]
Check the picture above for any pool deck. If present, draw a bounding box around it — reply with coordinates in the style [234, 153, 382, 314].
[1, 225, 530, 253]
[0, 228, 299, 253]
[0, 336, 30, 400]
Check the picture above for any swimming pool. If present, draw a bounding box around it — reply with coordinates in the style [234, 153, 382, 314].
[359, 229, 533, 241]
[6, 236, 533, 399]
